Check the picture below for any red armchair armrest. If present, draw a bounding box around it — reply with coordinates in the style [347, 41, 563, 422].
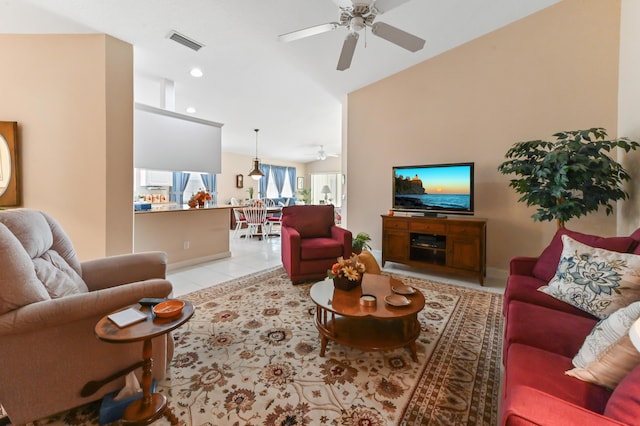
[509, 256, 538, 276]
[331, 226, 352, 258]
[281, 225, 301, 274]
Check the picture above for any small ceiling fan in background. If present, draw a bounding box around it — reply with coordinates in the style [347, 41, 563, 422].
[278, 0, 425, 71]
[313, 145, 339, 161]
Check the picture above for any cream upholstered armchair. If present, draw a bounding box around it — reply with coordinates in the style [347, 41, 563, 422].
[0, 209, 174, 424]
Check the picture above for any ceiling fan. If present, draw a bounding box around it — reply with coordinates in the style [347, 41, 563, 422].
[316, 145, 339, 160]
[278, 0, 425, 71]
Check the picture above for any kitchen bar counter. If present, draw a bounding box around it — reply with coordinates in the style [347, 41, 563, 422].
[134, 205, 232, 270]
[134, 203, 233, 213]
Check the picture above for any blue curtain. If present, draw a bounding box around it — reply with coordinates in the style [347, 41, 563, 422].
[170, 172, 191, 204]
[259, 164, 270, 198]
[287, 167, 297, 199]
[200, 173, 217, 204]
[272, 166, 287, 197]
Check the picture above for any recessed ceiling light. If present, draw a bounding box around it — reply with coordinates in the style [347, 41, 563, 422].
[190, 68, 203, 78]
[186, 107, 196, 114]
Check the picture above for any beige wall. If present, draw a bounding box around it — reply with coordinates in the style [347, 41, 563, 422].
[218, 151, 307, 205]
[346, 0, 624, 275]
[0, 34, 134, 260]
[306, 157, 341, 175]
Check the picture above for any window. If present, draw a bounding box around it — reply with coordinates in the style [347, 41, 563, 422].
[311, 173, 341, 207]
[184, 172, 218, 204]
[184, 174, 205, 200]
[265, 169, 278, 198]
[281, 170, 294, 198]
[261, 165, 296, 199]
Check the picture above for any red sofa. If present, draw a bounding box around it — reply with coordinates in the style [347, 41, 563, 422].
[500, 227, 640, 425]
[280, 205, 352, 283]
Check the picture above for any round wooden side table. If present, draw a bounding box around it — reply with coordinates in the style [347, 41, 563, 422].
[95, 301, 194, 425]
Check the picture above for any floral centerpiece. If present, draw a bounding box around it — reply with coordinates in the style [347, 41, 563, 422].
[189, 190, 212, 207]
[328, 254, 366, 291]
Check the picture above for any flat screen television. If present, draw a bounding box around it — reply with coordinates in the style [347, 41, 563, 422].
[392, 162, 474, 216]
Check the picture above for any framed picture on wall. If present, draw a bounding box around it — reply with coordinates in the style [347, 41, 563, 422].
[236, 174, 244, 188]
[0, 121, 20, 207]
[297, 177, 304, 189]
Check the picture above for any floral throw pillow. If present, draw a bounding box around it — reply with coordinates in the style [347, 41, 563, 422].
[539, 235, 640, 319]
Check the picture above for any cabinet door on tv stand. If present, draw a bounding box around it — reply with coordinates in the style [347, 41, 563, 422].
[447, 236, 481, 272]
[382, 230, 409, 264]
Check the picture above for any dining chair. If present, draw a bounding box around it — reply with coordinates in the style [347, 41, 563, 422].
[242, 206, 268, 240]
[232, 208, 248, 238]
[265, 200, 282, 237]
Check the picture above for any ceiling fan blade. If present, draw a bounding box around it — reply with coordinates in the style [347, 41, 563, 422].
[337, 32, 359, 71]
[373, 0, 411, 14]
[278, 22, 341, 43]
[371, 21, 425, 52]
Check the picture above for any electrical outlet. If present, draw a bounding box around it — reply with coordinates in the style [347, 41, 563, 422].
[183, 240, 190, 249]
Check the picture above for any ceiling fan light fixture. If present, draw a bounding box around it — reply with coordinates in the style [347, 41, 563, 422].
[350, 16, 365, 32]
[248, 129, 264, 180]
[317, 145, 328, 161]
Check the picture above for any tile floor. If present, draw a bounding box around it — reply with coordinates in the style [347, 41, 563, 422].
[168, 231, 506, 296]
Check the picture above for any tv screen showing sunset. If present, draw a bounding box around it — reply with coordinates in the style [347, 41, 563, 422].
[394, 164, 472, 211]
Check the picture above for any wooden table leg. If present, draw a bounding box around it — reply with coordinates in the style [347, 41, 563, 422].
[122, 338, 167, 424]
[163, 404, 180, 425]
[408, 341, 418, 362]
[319, 335, 328, 357]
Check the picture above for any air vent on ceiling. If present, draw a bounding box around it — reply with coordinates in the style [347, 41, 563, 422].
[167, 31, 204, 51]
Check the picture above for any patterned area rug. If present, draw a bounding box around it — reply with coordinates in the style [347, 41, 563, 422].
[37, 267, 503, 425]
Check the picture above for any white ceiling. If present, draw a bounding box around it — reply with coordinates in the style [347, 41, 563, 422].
[1, 0, 559, 163]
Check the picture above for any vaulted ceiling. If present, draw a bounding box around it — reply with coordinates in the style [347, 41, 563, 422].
[1, 0, 559, 163]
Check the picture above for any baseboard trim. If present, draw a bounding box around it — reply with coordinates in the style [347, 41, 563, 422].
[167, 251, 231, 271]
[486, 266, 508, 283]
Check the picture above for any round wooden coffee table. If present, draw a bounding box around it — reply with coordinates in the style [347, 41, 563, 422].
[309, 274, 425, 361]
[95, 301, 194, 425]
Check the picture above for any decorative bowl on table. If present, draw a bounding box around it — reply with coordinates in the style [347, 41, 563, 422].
[384, 294, 411, 307]
[153, 300, 185, 318]
[392, 284, 416, 295]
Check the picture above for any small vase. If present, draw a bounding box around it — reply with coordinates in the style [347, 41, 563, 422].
[198, 200, 205, 207]
[332, 275, 363, 291]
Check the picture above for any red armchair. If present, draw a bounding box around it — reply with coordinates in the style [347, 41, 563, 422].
[280, 205, 352, 283]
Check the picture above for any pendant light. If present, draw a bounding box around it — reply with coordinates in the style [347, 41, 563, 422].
[248, 128, 264, 180]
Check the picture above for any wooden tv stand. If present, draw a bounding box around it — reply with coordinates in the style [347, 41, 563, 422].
[381, 214, 487, 285]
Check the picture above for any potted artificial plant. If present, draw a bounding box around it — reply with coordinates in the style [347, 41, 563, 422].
[352, 232, 372, 254]
[298, 188, 311, 205]
[498, 128, 638, 228]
